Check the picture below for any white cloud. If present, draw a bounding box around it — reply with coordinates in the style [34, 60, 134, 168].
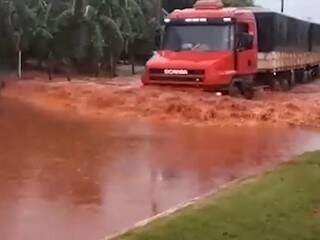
[255, 0, 320, 23]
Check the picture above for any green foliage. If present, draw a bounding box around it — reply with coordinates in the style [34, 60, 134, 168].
[0, 0, 157, 73]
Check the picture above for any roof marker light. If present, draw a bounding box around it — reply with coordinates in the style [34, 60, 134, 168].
[223, 17, 232, 22]
[185, 18, 207, 23]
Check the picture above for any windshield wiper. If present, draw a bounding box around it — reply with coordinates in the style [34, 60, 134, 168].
[191, 44, 202, 50]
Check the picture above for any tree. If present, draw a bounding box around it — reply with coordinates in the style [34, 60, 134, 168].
[0, 0, 164, 77]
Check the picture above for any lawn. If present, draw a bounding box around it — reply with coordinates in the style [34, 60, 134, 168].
[118, 151, 320, 240]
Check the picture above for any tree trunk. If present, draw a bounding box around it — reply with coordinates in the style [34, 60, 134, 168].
[129, 41, 135, 75]
[18, 50, 22, 79]
[110, 53, 117, 77]
[131, 52, 135, 75]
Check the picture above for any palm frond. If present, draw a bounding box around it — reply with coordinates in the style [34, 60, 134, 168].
[54, 9, 73, 29]
[99, 15, 124, 58]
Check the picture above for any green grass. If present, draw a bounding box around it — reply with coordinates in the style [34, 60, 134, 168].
[118, 151, 320, 240]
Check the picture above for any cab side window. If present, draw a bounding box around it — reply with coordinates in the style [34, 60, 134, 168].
[237, 23, 249, 35]
[236, 23, 251, 50]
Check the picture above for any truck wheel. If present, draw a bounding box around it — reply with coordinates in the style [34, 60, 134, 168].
[311, 68, 318, 81]
[302, 70, 310, 83]
[280, 78, 290, 91]
[270, 78, 281, 91]
[289, 76, 296, 89]
[241, 82, 255, 99]
[228, 81, 242, 97]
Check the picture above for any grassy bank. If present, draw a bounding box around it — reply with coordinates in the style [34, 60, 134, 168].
[118, 152, 320, 240]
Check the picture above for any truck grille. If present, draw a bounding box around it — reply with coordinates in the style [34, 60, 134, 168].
[149, 69, 205, 83]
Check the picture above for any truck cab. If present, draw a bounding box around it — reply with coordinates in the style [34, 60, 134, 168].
[142, 1, 258, 96]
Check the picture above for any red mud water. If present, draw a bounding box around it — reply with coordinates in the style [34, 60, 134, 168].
[3, 76, 320, 128]
[0, 98, 320, 240]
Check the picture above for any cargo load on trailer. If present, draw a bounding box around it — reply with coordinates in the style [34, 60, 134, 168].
[142, 0, 320, 98]
[253, 8, 320, 71]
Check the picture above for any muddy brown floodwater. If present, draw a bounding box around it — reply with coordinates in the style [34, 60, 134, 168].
[0, 98, 320, 240]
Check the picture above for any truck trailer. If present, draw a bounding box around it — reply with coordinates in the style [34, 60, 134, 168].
[142, 0, 320, 98]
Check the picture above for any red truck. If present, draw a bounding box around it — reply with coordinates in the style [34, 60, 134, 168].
[142, 0, 320, 98]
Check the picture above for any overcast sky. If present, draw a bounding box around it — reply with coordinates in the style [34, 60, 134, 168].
[255, 0, 320, 23]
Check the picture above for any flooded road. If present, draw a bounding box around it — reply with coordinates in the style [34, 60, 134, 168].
[0, 98, 320, 240]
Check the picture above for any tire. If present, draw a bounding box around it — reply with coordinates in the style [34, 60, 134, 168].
[280, 78, 290, 91]
[269, 78, 281, 91]
[311, 68, 318, 81]
[228, 81, 242, 97]
[302, 71, 310, 83]
[289, 74, 296, 89]
[241, 82, 255, 100]
[229, 79, 255, 99]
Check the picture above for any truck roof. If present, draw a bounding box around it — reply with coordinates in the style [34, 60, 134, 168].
[169, 7, 254, 20]
[240, 7, 273, 13]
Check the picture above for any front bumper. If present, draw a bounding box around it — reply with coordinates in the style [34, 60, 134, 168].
[142, 68, 233, 91]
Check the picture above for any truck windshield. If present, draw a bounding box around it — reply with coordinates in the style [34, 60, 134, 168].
[163, 24, 234, 52]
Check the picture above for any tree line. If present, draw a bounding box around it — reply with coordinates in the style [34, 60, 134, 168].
[0, 0, 254, 76]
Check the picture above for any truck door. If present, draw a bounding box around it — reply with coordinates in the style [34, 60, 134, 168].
[235, 22, 257, 75]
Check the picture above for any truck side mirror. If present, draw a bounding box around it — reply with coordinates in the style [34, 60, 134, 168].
[237, 33, 254, 50]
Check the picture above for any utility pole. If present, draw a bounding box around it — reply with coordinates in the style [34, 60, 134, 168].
[281, 0, 284, 13]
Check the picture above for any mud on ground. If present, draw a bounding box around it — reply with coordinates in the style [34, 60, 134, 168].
[2, 71, 320, 128]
